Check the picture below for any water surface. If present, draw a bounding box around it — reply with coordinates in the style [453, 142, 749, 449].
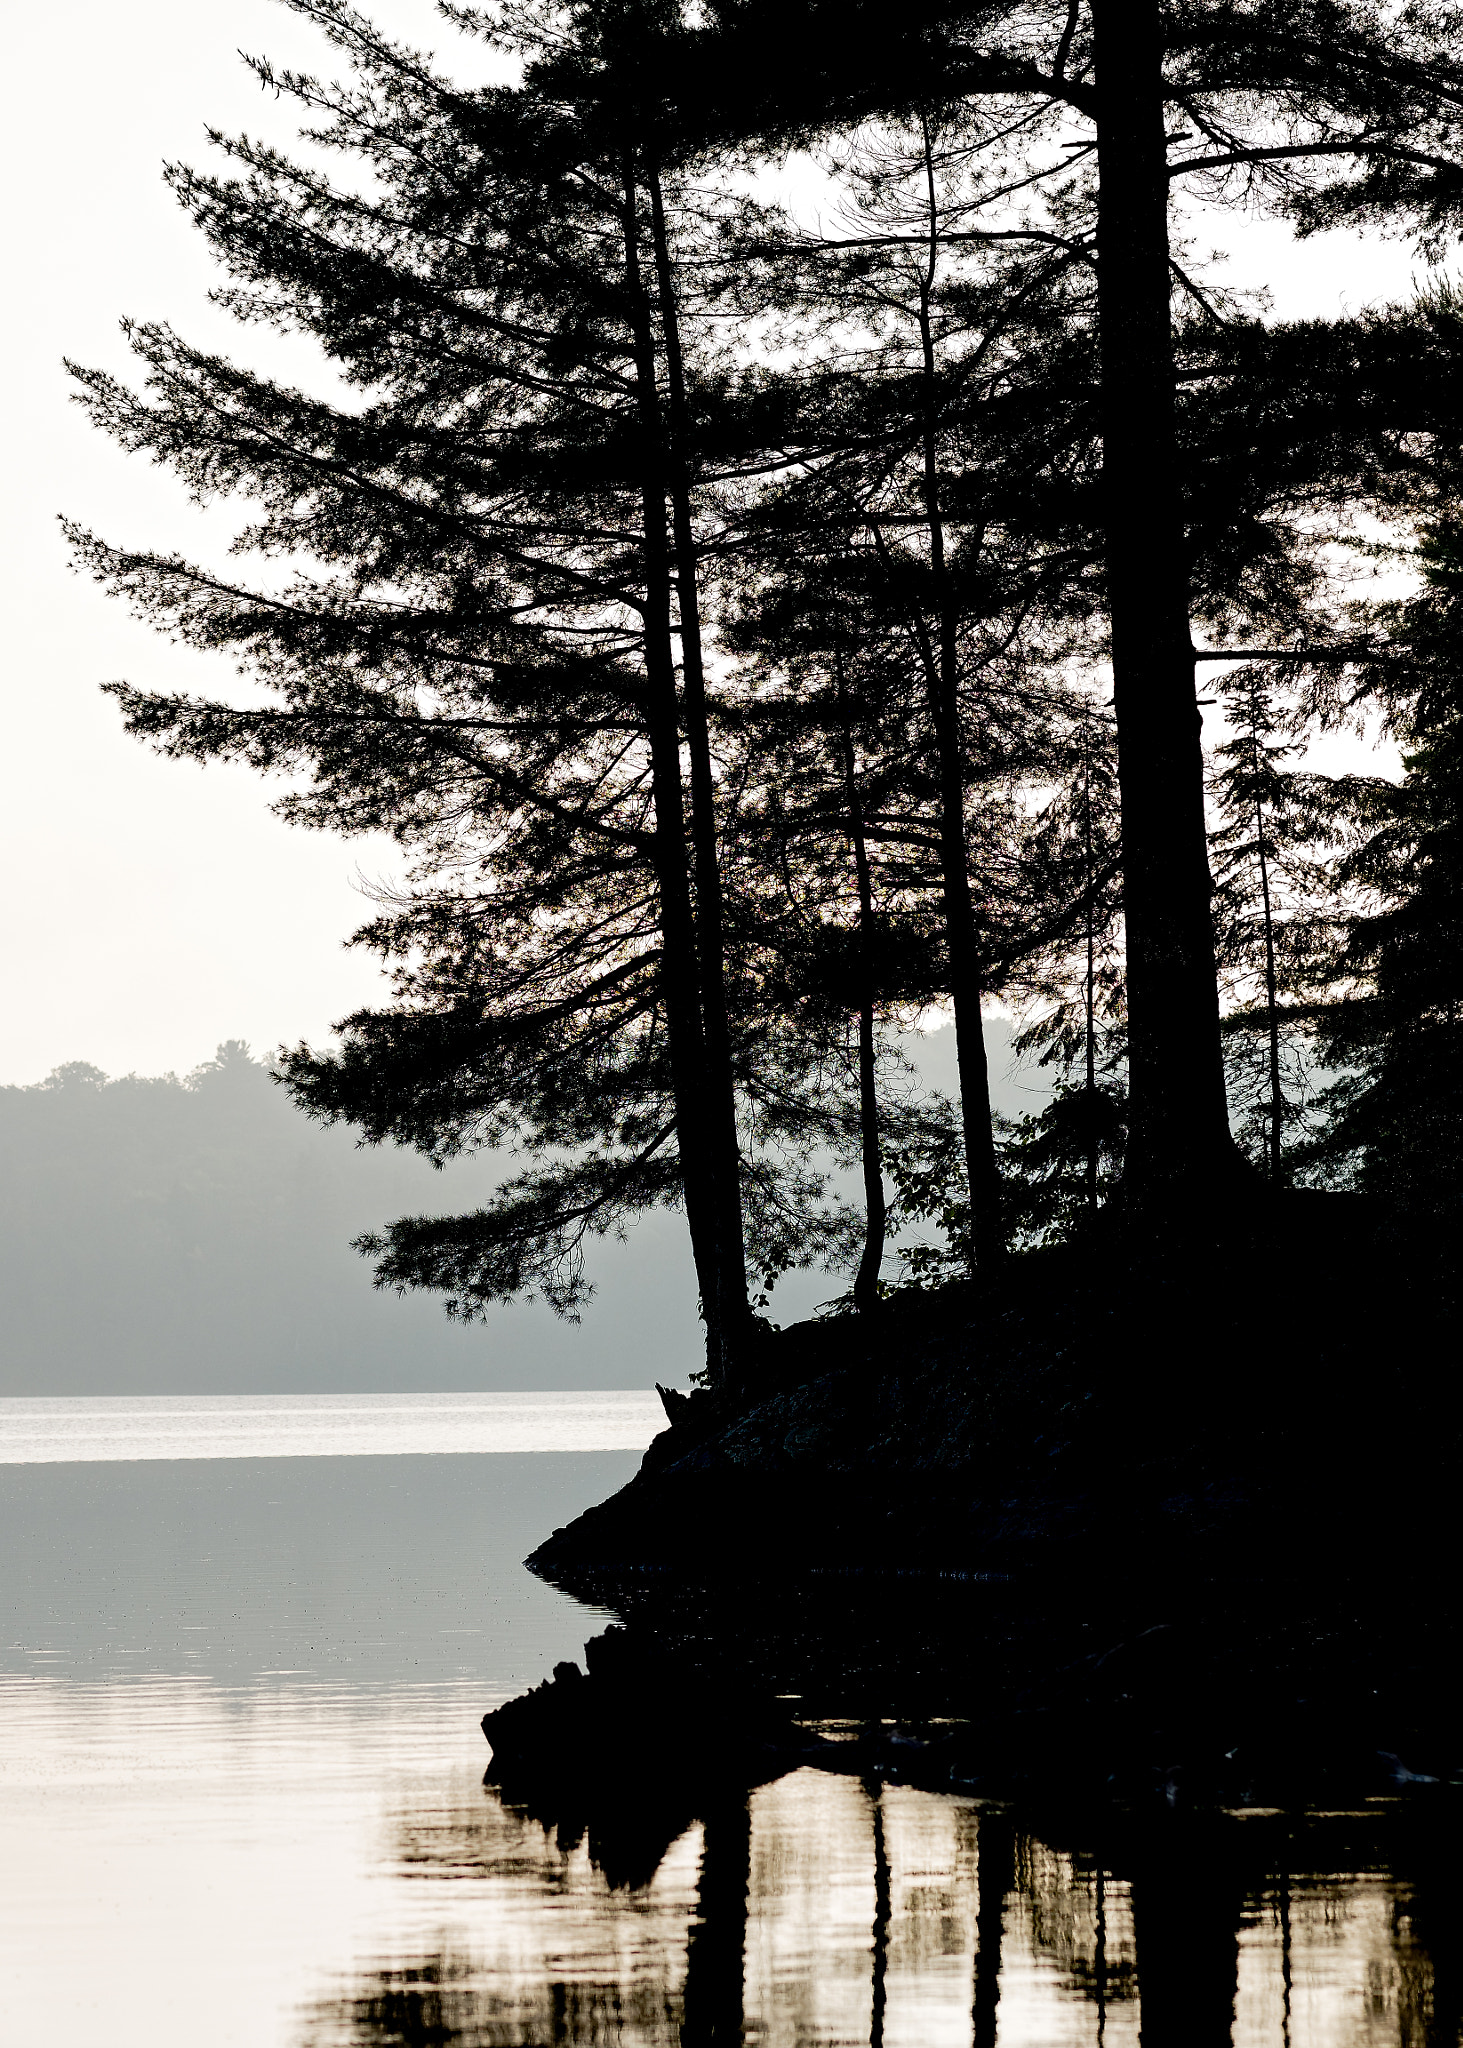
[0, 1393, 1454, 2046]
[0, 1387, 663, 1461]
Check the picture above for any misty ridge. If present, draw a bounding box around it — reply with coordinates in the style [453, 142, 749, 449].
[0, 1040, 702, 1395]
[0, 1027, 1026, 1398]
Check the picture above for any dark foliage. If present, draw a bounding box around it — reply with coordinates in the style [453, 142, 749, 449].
[1319, 516, 1463, 1225]
[65, 0, 1463, 1351]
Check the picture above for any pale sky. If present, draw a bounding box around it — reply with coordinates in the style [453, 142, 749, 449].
[0, 1, 1428, 1087]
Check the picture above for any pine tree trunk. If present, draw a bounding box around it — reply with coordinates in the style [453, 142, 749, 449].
[1084, 732, 1100, 1213]
[853, 987, 886, 1310]
[921, 491, 1004, 1270]
[646, 169, 753, 1370]
[1254, 780, 1284, 1180]
[837, 675, 886, 1311]
[879, 510, 1001, 1270]
[1090, 0, 1239, 1206]
[913, 127, 1003, 1267]
[620, 160, 727, 1379]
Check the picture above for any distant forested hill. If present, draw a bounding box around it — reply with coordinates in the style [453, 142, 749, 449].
[0, 1029, 1030, 1395]
[0, 1043, 701, 1394]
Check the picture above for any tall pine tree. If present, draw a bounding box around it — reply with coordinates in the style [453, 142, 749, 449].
[65, 0, 779, 1379]
[1208, 667, 1343, 1180]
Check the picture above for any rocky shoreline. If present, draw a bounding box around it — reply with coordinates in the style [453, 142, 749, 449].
[490, 1200, 1460, 1817]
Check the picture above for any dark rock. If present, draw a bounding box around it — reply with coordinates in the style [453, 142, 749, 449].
[492, 1199, 1460, 1815]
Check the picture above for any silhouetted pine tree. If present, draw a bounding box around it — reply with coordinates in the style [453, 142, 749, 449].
[718, 112, 1099, 1265]
[684, 0, 1463, 1215]
[721, 557, 955, 1306]
[64, 0, 782, 1380]
[67, 0, 1463, 1356]
[1000, 691, 1127, 1232]
[1208, 668, 1344, 1180]
[871, 691, 1127, 1262]
[1318, 517, 1463, 1220]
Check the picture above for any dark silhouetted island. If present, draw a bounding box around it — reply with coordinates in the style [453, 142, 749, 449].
[487, 1194, 1460, 1814]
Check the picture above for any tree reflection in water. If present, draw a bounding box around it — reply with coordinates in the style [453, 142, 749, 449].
[295, 1771, 1457, 2047]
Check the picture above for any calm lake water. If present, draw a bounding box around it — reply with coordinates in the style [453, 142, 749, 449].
[0, 1388, 665, 1461]
[0, 1393, 1454, 2046]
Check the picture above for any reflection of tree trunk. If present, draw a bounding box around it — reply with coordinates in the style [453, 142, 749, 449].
[1394, 1839, 1462, 2048]
[871, 1787, 891, 2048]
[681, 1796, 750, 2047]
[1095, 1867, 1109, 2047]
[1131, 1858, 1238, 2048]
[972, 1814, 1009, 2048]
[1427, 1900, 1462, 2048]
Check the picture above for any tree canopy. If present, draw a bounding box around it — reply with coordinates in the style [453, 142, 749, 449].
[67, 0, 1463, 1373]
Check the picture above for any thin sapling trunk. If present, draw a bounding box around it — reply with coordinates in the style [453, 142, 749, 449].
[1084, 715, 1100, 1213]
[1253, 753, 1285, 1181]
[914, 117, 1003, 1269]
[836, 662, 887, 1312]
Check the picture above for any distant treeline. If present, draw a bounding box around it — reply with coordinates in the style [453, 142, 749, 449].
[0, 1030, 1024, 1396]
[0, 1043, 700, 1395]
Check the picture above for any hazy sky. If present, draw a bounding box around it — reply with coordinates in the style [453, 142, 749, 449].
[0, 1, 1428, 1088]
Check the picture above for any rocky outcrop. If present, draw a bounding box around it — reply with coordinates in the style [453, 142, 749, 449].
[505, 1201, 1460, 1810]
